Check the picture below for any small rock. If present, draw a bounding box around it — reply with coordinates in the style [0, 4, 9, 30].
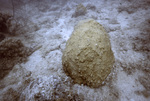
[72, 4, 87, 17]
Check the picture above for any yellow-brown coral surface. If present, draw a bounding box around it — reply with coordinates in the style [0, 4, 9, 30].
[62, 19, 114, 88]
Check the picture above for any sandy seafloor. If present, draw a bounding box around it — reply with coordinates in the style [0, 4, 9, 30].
[0, 0, 150, 101]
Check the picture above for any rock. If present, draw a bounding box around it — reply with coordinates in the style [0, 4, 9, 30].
[72, 4, 87, 17]
[62, 19, 115, 88]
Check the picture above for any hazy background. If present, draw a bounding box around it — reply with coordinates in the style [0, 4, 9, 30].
[0, 0, 150, 101]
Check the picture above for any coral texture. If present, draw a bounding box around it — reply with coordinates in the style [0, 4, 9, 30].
[62, 19, 114, 88]
[0, 38, 33, 79]
[0, 12, 11, 33]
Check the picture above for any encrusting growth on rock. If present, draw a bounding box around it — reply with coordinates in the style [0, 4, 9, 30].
[62, 19, 115, 88]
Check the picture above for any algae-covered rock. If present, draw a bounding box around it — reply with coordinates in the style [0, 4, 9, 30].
[62, 19, 114, 88]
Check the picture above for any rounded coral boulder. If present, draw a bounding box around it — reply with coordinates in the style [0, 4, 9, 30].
[62, 19, 114, 88]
